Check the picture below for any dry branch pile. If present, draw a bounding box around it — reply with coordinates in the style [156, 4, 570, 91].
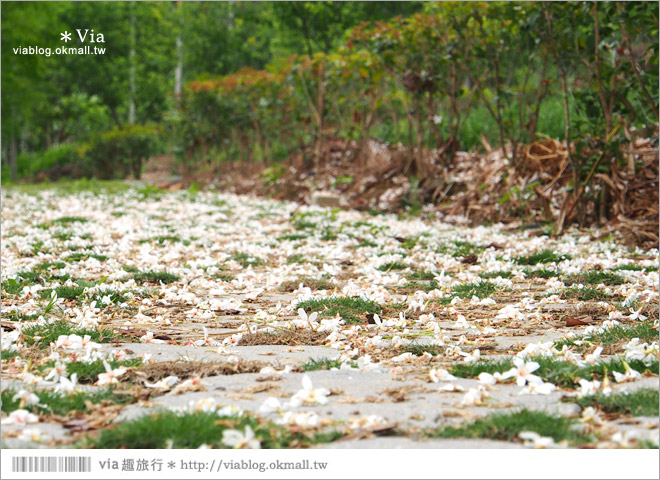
[208, 136, 658, 248]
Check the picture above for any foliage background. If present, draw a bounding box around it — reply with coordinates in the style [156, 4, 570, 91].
[1, 1, 657, 192]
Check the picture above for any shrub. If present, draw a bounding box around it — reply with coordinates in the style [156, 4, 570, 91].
[14, 143, 85, 180]
[82, 124, 160, 179]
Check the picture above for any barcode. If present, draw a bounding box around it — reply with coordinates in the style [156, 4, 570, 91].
[11, 456, 91, 473]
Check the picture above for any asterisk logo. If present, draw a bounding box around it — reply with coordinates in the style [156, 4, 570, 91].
[167, 461, 176, 469]
[60, 31, 71, 42]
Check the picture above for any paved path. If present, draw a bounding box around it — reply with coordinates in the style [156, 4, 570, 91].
[1, 187, 658, 448]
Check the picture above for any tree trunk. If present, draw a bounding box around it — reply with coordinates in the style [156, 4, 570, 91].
[10, 133, 18, 182]
[133, 157, 142, 180]
[556, 69, 574, 235]
[415, 101, 425, 175]
[313, 63, 325, 168]
[174, 1, 183, 100]
[175, 35, 183, 98]
[20, 126, 28, 153]
[128, 7, 136, 125]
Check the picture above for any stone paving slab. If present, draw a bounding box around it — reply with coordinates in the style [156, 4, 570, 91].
[116, 369, 584, 428]
[315, 437, 525, 449]
[1, 422, 73, 448]
[99, 343, 341, 365]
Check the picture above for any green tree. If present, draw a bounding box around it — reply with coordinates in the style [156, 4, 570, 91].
[1, 2, 64, 180]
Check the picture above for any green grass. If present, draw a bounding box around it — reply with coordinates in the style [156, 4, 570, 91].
[431, 409, 592, 445]
[232, 252, 265, 268]
[479, 271, 513, 279]
[399, 236, 420, 250]
[20, 261, 73, 283]
[84, 410, 343, 449]
[357, 239, 378, 248]
[378, 261, 408, 271]
[296, 296, 381, 324]
[301, 358, 344, 371]
[63, 252, 108, 262]
[21, 320, 116, 348]
[294, 220, 317, 231]
[3, 179, 130, 195]
[138, 235, 185, 245]
[33, 261, 66, 271]
[21, 271, 50, 287]
[514, 250, 570, 265]
[135, 185, 166, 200]
[51, 273, 73, 283]
[34, 358, 143, 384]
[88, 289, 128, 305]
[1, 350, 19, 361]
[399, 280, 439, 293]
[212, 272, 235, 282]
[613, 264, 644, 271]
[452, 241, 485, 258]
[573, 389, 659, 417]
[562, 286, 610, 301]
[39, 285, 86, 300]
[450, 359, 516, 379]
[0, 312, 41, 322]
[402, 344, 443, 356]
[638, 440, 660, 449]
[564, 270, 625, 286]
[523, 268, 559, 278]
[406, 270, 436, 280]
[452, 281, 498, 299]
[63, 358, 143, 383]
[30, 240, 47, 255]
[131, 270, 180, 284]
[52, 231, 74, 241]
[353, 220, 376, 228]
[53, 216, 89, 225]
[287, 254, 306, 264]
[450, 357, 659, 388]
[280, 277, 335, 292]
[320, 228, 337, 241]
[1, 388, 134, 416]
[278, 233, 308, 241]
[613, 263, 658, 272]
[554, 320, 658, 350]
[13, 270, 41, 283]
[1, 278, 35, 295]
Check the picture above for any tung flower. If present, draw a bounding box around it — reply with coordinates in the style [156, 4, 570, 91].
[96, 361, 126, 387]
[1, 409, 39, 425]
[429, 368, 457, 383]
[222, 426, 261, 449]
[500, 358, 542, 386]
[289, 375, 330, 407]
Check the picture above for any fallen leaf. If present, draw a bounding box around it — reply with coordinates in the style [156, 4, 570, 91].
[243, 383, 279, 394]
[566, 317, 587, 327]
